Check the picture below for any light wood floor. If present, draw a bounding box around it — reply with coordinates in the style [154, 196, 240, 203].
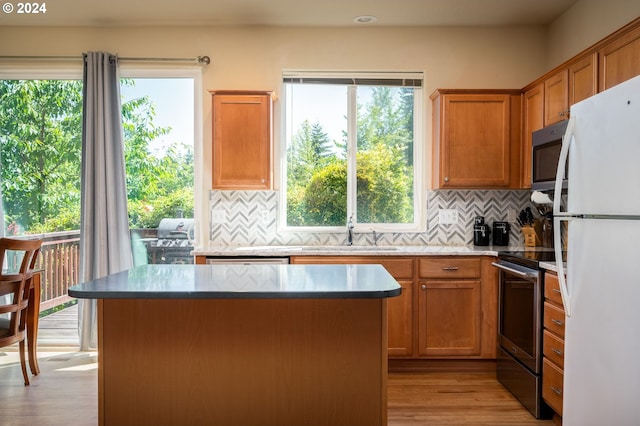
[0, 350, 554, 426]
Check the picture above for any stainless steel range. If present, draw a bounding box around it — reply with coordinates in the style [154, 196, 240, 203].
[492, 251, 558, 419]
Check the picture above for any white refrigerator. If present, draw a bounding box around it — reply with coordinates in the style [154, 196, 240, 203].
[553, 74, 640, 425]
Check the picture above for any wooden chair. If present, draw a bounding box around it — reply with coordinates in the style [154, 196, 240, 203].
[0, 238, 42, 385]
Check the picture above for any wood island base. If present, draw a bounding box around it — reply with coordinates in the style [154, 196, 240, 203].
[98, 298, 388, 426]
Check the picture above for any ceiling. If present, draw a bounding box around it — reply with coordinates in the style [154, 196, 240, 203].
[0, 0, 579, 27]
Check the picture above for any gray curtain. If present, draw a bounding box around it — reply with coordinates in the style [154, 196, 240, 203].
[78, 52, 133, 350]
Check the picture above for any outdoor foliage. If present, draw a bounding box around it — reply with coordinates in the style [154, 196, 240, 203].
[0, 79, 194, 235]
[286, 86, 414, 226]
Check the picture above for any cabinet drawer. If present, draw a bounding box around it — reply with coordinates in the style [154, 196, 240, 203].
[542, 358, 564, 416]
[544, 301, 566, 338]
[543, 330, 565, 369]
[544, 272, 564, 307]
[418, 257, 480, 279]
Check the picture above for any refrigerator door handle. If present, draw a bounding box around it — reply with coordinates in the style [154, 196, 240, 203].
[553, 216, 571, 317]
[553, 116, 575, 217]
[553, 116, 575, 317]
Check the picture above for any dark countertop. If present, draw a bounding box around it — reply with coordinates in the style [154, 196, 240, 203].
[67, 264, 402, 299]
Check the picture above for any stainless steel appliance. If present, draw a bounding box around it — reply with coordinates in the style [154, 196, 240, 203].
[531, 120, 569, 191]
[206, 257, 289, 265]
[552, 75, 640, 425]
[146, 218, 195, 264]
[493, 251, 557, 419]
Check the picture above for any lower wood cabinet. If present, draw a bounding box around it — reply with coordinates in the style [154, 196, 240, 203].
[291, 255, 498, 360]
[542, 271, 565, 419]
[290, 256, 414, 357]
[417, 279, 481, 357]
[416, 257, 496, 359]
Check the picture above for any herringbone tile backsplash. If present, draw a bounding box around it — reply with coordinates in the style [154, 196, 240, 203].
[209, 189, 542, 247]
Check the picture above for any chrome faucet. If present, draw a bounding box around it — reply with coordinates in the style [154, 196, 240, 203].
[347, 215, 354, 246]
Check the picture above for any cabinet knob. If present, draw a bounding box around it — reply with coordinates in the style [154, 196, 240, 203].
[551, 318, 564, 326]
[551, 386, 562, 396]
[421, 284, 427, 290]
[559, 111, 565, 116]
[261, 178, 265, 183]
[444, 177, 449, 182]
[552, 348, 563, 356]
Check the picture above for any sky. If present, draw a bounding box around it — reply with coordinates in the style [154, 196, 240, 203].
[120, 78, 194, 156]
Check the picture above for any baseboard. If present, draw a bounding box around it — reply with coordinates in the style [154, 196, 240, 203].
[389, 358, 497, 374]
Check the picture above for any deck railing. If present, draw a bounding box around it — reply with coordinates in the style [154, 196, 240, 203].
[35, 231, 81, 311]
[7, 229, 158, 312]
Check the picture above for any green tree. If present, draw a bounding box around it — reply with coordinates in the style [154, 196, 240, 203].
[286, 85, 415, 226]
[0, 80, 83, 233]
[0, 79, 194, 234]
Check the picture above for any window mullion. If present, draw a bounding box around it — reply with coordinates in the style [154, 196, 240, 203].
[346, 85, 357, 226]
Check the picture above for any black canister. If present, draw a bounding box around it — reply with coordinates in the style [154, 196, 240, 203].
[473, 223, 491, 246]
[492, 221, 510, 246]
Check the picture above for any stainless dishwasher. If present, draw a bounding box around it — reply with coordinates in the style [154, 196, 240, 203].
[206, 257, 289, 265]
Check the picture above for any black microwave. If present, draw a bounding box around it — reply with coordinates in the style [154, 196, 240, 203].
[531, 120, 569, 191]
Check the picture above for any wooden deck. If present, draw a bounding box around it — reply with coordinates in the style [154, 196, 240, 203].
[37, 303, 80, 348]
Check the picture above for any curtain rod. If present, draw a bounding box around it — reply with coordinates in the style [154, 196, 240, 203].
[0, 55, 211, 64]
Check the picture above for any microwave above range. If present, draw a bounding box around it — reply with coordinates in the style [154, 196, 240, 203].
[531, 120, 569, 192]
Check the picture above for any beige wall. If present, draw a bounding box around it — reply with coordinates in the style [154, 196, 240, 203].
[0, 10, 635, 238]
[547, 0, 640, 69]
[0, 24, 547, 196]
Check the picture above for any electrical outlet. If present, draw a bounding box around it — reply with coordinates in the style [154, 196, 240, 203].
[438, 209, 458, 225]
[211, 209, 226, 224]
[507, 208, 517, 223]
[260, 209, 270, 223]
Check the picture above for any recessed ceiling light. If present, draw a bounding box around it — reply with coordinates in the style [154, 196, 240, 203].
[353, 15, 377, 24]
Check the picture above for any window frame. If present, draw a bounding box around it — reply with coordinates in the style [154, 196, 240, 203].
[279, 71, 424, 233]
[0, 64, 204, 243]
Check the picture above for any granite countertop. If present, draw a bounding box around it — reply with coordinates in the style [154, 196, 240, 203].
[192, 244, 521, 257]
[67, 264, 402, 299]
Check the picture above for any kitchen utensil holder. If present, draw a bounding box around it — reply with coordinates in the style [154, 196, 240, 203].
[521, 221, 542, 247]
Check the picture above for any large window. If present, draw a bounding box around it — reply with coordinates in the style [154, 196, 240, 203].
[0, 76, 194, 236]
[282, 72, 423, 231]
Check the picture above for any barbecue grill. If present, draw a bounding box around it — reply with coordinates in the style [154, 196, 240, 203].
[146, 218, 195, 264]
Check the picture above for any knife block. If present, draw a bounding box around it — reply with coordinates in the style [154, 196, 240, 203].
[521, 221, 542, 247]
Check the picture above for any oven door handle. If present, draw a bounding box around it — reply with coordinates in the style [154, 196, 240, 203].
[491, 261, 538, 279]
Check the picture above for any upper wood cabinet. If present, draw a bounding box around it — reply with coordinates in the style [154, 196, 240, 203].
[544, 69, 569, 125]
[599, 24, 640, 91]
[569, 53, 598, 105]
[521, 84, 544, 189]
[431, 90, 521, 189]
[210, 90, 272, 190]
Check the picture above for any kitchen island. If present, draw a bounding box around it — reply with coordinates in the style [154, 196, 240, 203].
[68, 263, 401, 426]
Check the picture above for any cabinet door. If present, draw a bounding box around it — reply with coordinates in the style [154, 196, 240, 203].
[290, 255, 414, 357]
[599, 25, 640, 91]
[544, 70, 569, 125]
[569, 53, 598, 105]
[521, 84, 544, 188]
[434, 94, 513, 188]
[388, 280, 414, 357]
[211, 91, 272, 189]
[417, 279, 481, 357]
